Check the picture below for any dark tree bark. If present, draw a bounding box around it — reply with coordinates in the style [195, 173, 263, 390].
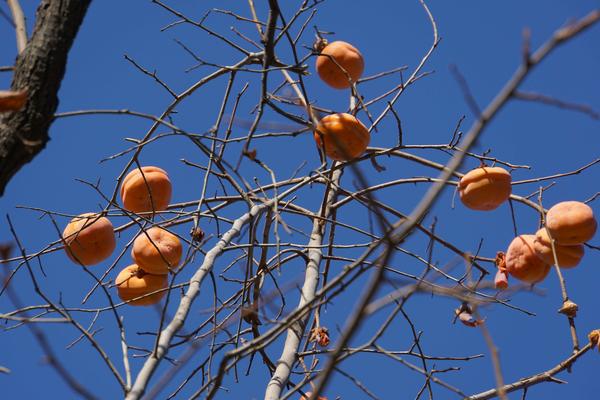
[0, 0, 91, 196]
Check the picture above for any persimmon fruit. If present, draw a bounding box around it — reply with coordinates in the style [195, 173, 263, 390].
[314, 113, 370, 161]
[315, 40, 364, 89]
[62, 213, 116, 266]
[545, 201, 597, 245]
[458, 166, 512, 211]
[131, 226, 182, 275]
[533, 228, 584, 268]
[505, 235, 551, 284]
[115, 264, 168, 306]
[121, 166, 172, 214]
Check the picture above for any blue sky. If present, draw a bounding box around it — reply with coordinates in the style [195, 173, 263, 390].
[1, 1, 599, 399]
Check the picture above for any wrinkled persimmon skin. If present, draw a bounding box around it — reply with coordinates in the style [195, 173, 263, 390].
[115, 264, 168, 306]
[131, 227, 182, 275]
[63, 213, 116, 266]
[534, 228, 584, 268]
[121, 166, 172, 214]
[545, 201, 597, 245]
[505, 235, 551, 284]
[316, 41, 364, 89]
[314, 113, 370, 161]
[458, 166, 512, 211]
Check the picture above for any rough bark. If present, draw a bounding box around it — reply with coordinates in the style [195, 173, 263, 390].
[0, 0, 91, 195]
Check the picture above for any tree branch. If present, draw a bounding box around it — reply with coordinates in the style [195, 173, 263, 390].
[0, 0, 91, 195]
[467, 341, 595, 400]
[6, 0, 27, 53]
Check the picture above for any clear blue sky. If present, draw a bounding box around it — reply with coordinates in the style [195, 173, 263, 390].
[1, 1, 599, 399]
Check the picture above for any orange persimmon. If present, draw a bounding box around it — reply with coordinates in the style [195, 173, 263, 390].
[120, 166, 172, 214]
[315, 40, 364, 89]
[62, 213, 116, 266]
[533, 228, 584, 268]
[505, 235, 551, 284]
[458, 166, 512, 211]
[131, 227, 182, 275]
[314, 113, 370, 161]
[545, 201, 597, 245]
[115, 264, 168, 306]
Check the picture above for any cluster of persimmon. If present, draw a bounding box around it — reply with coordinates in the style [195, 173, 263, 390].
[457, 166, 597, 286]
[62, 166, 183, 306]
[502, 201, 596, 285]
[312, 38, 370, 163]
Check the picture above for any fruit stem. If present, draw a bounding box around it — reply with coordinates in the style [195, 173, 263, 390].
[537, 189, 580, 352]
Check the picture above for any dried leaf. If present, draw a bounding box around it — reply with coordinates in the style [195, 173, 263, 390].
[457, 311, 484, 327]
[0, 90, 27, 112]
[309, 327, 330, 347]
[190, 227, 205, 243]
[455, 303, 485, 328]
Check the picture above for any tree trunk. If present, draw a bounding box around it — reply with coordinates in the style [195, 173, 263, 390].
[0, 0, 91, 195]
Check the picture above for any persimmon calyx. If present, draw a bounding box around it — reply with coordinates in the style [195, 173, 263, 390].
[558, 300, 578, 318]
[588, 330, 600, 351]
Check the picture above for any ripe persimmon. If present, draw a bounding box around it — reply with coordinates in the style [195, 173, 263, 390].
[63, 213, 116, 266]
[121, 166, 172, 214]
[458, 166, 512, 211]
[545, 201, 597, 245]
[314, 113, 370, 161]
[505, 235, 551, 284]
[115, 264, 168, 306]
[315, 40, 364, 89]
[131, 227, 182, 275]
[533, 228, 584, 268]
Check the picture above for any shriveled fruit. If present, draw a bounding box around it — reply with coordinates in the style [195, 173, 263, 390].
[315, 40, 364, 89]
[62, 213, 116, 266]
[458, 166, 512, 211]
[545, 201, 597, 245]
[534, 228, 584, 268]
[314, 113, 370, 161]
[115, 264, 168, 306]
[505, 235, 551, 284]
[131, 226, 182, 275]
[494, 269, 509, 289]
[121, 166, 172, 214]
[494, 251, 509, 289]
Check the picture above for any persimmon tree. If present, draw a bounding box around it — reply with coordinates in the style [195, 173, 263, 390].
[1, 1, 599, 399]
